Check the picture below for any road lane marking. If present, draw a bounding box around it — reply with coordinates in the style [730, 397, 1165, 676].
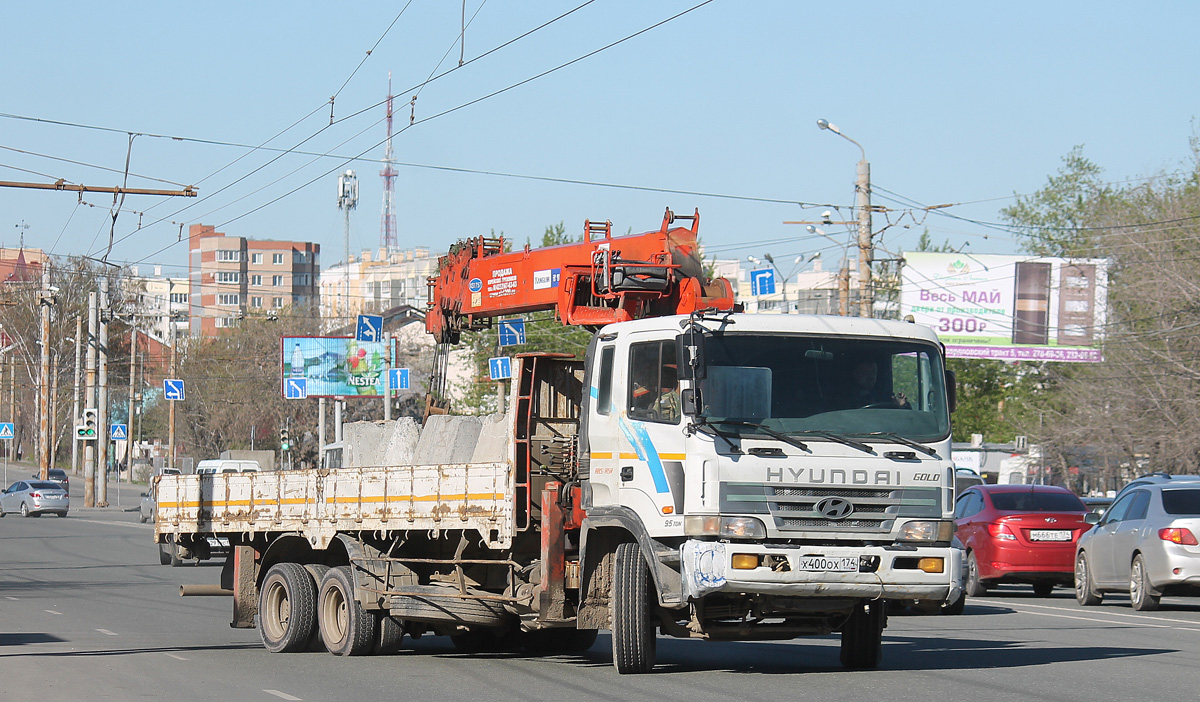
[1012, 601, 1200, 626]
[5, 596, 17, 601]
[1007, 603, 1200, 632]
[164, 653, 188, 661]
[45, 610, 62, 615]
[96, 629, 118, 636]
[264, 691, 302, 701]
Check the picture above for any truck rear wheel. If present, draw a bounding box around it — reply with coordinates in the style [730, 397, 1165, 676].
[373, 613, 405, 655]
[158, 543, 172, 566]
[611, 542, 656, 674]
[840, 600, 886, 670]
[259, 563, 320, 653]
[318, 566, 377, 656]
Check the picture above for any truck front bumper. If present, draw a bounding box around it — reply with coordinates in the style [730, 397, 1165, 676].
[680, 539, 960, 604]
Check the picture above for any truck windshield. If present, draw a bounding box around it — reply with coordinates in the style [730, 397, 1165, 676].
[697, 334, 950, 443]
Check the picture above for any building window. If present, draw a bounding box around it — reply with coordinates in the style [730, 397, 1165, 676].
[250, 275, 262, 286]
[272, 253, 284, 265]
[216, 250, 242, 262]
[294, 273, 310, 286]
[215, 316, 238, 328]
[216, 271, 241, 283]
[272, 275, 284, 286]
[293, 251, 309, 264]
[272, 297, 283, 308]
[251, 253, 263, 265]
[169, 292, 189, 304]
[217, 293, 240, 306]
[251, 296, 263, 308]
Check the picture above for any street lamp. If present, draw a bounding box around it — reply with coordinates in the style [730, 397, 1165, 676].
[817, 118, 873, 318]
[806, 225, 851, 317]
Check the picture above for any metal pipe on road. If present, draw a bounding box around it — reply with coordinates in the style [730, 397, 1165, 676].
[179, 584, 234, 597]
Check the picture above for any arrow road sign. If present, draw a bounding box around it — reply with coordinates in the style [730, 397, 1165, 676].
[164, 379, 185, 401]
[0, 423, 13, 440]
[285, 377, 308, 400]
[750, 268, 776, 296]
[356, 314, 383, 342]
[498, 318, 526, 347]
[110, 424, 128, 440]
[388, 368, 410, 391]
[488, 357, 512, 381]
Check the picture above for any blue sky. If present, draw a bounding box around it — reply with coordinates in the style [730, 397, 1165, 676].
[2, 1, 1198, 279]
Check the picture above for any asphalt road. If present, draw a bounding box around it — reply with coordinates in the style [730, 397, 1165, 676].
[3, 469, 1200, 701]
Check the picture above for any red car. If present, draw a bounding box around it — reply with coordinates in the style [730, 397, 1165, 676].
[954, 485, 1090, 597]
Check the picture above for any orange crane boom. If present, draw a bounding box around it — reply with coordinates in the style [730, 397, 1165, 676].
[425, 208, 735, 344]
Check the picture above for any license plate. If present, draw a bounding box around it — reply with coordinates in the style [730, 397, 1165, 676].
[796, 555, 859, 572]
[1029, 529, 1072, 541]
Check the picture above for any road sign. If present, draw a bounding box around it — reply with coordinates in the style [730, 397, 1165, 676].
[284, 377, 308, 400]
[163, 379, 185, 401]
[356, 314, 383, 343]
[388, 368, 410, 391]
[498, 318, 526, 347]
[110, 424, 128, 440]
[488, 357, 512, 380]
[0, 423, 13, 440]
[750, 268, 776, 296]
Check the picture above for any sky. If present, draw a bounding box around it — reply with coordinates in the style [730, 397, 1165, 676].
[2, 1, 1199, 282]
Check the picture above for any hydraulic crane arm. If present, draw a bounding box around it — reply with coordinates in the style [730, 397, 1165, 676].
[425, 208, 735, 344]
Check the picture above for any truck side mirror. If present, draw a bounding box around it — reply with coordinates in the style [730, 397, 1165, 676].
[680, 388, 701, 416]
[945, 369, 957, 413]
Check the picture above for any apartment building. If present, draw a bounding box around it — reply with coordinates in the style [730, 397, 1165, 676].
[123, 268, 190, 345]
[319, 247, 436, 330]
[187, 224, 320, 336]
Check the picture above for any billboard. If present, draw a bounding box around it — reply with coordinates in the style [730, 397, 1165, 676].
[280, 337, 395, 398]
[900, 252, 1108, 363]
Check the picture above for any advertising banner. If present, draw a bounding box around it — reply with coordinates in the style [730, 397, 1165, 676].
[280, 337, 394, 398]
[900, 252, 1108, 363]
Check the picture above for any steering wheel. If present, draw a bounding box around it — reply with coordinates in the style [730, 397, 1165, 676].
[858, 401, 896, 409]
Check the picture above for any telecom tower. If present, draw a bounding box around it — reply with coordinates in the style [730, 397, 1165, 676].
[379, 73, 398, 251]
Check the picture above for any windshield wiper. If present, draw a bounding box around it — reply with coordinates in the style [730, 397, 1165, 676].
[709, 420, 809, 452]
[786, 430, 874, 454]
[687, 421, 743, 454]
[848, 432, 939, 457]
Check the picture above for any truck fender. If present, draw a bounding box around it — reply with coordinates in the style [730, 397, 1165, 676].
[580, 506, 683, 626]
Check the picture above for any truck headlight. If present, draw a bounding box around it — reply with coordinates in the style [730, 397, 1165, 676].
[898, 520, 955, 543]
[685, 515, 766, 539]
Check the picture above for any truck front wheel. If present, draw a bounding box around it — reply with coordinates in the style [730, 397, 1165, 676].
[259, 563, 319, 653]
[611, 542, 656, 674]
[840, 600, 886, 670]
[318, 566, 377, 656]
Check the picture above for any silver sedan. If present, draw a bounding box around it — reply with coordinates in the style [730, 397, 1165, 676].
[1075, 484, 1200, 610]
[0, 480, 70, 517]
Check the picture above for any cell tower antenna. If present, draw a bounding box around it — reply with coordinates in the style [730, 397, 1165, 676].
[380, 72, 398, 251]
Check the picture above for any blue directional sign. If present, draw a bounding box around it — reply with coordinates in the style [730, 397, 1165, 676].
[388, 368, 410, 391]
[356, 314, 383, 343]
[498, 318, 526, 347]
[488, 357, 512, 381]
[110, 424, 128, 440]
[0, 423, 13, 441]
[284, 377, 308, 400]
[163, 379, 185, 401]
[750, 268, 776, 296]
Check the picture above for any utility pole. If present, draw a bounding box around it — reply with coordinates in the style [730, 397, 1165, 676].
[71, 317, 82, 476]
[84, 292, 97, 507]
[337, 170, 359, 322]
[49, 351, 60, 469]
[383, 333, 392, 421]
[318, 397, 326, 469]
[97, 276, 110, 507]
[127, 326, 136, 474]
[815, 119, 874, 318]
[168, 318, 177, 471]
[38, 264, 52, 479]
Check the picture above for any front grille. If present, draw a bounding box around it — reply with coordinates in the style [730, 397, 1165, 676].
[721, 482, 941, 535]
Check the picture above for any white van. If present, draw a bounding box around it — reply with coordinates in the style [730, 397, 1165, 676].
[195, 459, 260, 475]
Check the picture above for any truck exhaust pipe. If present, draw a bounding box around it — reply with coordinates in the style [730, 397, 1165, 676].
[180, 584, 234, 597]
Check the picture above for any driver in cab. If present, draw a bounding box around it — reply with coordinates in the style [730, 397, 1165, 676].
[849, 360, 910, 409]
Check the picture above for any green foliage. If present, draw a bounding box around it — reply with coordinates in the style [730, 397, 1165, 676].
[1000, 146, 1111, 257]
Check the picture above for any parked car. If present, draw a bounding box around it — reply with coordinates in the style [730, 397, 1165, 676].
[1113, 473, 1200, 503]
[954, 484, 1090, 596]
[955, 468, 985, 496]
[1075, 484, 1200, 610]
[195, 459, 260, 475]
[0, 480, 70, 517]
[32, 469, 70, 490]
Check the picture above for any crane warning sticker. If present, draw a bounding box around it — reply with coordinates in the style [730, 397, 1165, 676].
[487, 268, 518, 299]
[533, 268, 561, 290]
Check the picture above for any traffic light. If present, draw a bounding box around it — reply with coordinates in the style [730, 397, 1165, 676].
[76, 408, 98, 440]
[280, 427, 290, 451]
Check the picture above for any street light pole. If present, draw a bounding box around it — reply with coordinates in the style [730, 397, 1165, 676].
[817, 119, 873, 318]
